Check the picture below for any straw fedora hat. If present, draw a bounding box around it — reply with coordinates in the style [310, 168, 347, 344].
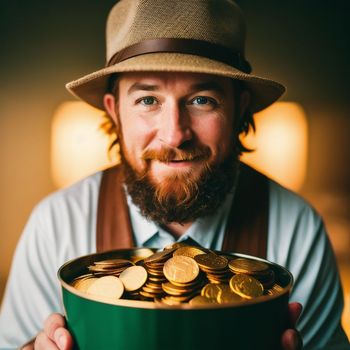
[66, 0, 285, 113]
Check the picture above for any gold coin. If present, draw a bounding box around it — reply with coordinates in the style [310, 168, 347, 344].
[228, 258, 269, 274]
[272, 283, 283, 292]
[189, 295, 217, 306]
[265, 283, 284, 296]
[173, 246, 206, 259]
[139, 290, 158, 299]
[160, 296, 184, 305]
[229, 274, 264, 299]
[72, 273, 93, 285]
[201, 283, 222, 299]
[162, 282, 188, 295]
[163, 242, 190, 250]
[194, 253, 228, 270]
[93, 258, 133, 266]
[119, 265, 148, 292]
[88, 267, 127, 276]
[217, 288, 244, 304]
[148, 276, 168, 282]
[163, 256, 199, 284]
[170, 278, 203, 287]
[144, 249, 175, 263]
[86, 276, 124, 301]
[142, 285, 164, 293]
[74, 277, 98, 293]
[130, 248, 155, 260]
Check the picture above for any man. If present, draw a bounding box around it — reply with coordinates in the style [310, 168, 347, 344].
[0, 0, 348, 349]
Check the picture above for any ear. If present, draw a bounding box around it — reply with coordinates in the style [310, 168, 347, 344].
[103, 93, 118, 125]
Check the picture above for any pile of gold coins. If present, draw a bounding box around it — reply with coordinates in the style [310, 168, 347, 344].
[71, 243, 284, 306]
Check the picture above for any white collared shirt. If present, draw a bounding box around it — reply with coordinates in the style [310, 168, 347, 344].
[0, 170, 348, 349]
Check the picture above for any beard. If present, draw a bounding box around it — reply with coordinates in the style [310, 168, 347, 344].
[120, 140, 239, 225]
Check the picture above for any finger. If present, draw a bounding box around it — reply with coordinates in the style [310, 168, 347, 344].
[34, 331, 60, 350]
[43, 313, 66, 341]
[281, 329, 303, 350]
[53, 327, 74, 350]
[288, 302, 303, 327]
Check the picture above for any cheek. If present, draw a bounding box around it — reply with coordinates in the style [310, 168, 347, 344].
[118, 111, 156, 159]
[194, 118, 234, 158]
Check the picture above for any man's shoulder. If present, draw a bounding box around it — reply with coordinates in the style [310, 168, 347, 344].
[244, 164, 318, 218]
[260, 171, 324, 240]
[34, 170, 103, 216]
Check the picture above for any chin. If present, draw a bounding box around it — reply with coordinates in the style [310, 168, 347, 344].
[150, 164, 205, 185]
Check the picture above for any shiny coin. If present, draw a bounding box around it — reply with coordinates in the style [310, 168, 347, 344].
[142, 284, 164, 293]
[189, 295, 217, 306]
[139, 290, 159, 299]
[119, 265, 148, 291]
[201, 283, 223, 299]
[86, 276, 124, 301]
[144, 249, 175, 263]
[194, 253, 228, 270]
[94, 258, 132, 266]
[73, 277, 98, 293]
[163, 256, 199, 284]
[162, 282, 188, 296]
[229, 258, 269, 274]
[266, 283, 284, 296]
[160, 296, 184, 306]
[130, 248, 155, 260]
[217, 288, 244, 304]
[173, 246, 206, 259]
[272, 283, 283, 292]
[163, 242, 190, 250]
[229, 274, 264, 299]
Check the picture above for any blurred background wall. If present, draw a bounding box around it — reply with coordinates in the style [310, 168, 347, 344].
[0, 0, 349, 335]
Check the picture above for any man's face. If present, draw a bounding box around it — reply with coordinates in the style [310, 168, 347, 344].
[104, 71, 246, 224]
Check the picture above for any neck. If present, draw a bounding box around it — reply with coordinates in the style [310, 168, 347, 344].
[161, 221, 193, 239]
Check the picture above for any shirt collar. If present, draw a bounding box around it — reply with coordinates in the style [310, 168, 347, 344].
[126, 188, 235, 249]
[126, 193, 159, 246]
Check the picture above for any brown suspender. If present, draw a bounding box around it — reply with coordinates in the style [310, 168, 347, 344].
[221, 163, 269, 258]
[96, 166, 135, 251]
[96, 163, 269, 258]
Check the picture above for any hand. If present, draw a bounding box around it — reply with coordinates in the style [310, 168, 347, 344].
[22, 313, 74, 350]
[281, 302, 303, 350]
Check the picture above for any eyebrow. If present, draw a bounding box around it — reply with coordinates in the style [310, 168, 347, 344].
[127, 83, 159, 95]
[127, 80, 227, 95]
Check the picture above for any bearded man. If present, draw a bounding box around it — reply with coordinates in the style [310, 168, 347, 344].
[0, 1, 348, 349]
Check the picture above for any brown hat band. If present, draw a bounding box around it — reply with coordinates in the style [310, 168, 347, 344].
[107, 38, 252, 73]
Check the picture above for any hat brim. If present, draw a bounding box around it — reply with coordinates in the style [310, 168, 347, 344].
[66, 53, 285, 113]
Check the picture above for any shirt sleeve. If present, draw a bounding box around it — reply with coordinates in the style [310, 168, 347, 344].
[268, 182, 349, 349]
[0, 173, 99, 349]
[291, 217, 347, 349]
[0, 203, 63, 349]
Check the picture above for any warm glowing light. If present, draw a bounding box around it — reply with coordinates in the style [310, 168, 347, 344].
[51, 102, 118, 188]
[241, 102, 308, 191]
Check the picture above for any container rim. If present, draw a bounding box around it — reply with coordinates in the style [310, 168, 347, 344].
[58, 247, 293, 310]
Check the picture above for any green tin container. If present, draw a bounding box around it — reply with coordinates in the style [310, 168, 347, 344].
[58, 248, 293, 350]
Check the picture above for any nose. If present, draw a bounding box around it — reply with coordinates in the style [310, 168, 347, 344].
[157, 101, 192, 147]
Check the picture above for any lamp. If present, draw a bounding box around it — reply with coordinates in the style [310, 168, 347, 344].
[241, 102, 308, 191]
[51, 101, 118, 188]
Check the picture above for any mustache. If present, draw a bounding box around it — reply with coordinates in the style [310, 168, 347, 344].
[141, 145, 211, 162]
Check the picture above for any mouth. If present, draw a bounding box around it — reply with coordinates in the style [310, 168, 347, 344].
[160, 157, 204, 168]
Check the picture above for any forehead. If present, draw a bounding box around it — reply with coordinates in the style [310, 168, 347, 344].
[116, 71, 235, 94]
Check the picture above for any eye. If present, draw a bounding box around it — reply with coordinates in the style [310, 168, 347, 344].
[138, 96, 157, 106]
[191, 96, 217, 106]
